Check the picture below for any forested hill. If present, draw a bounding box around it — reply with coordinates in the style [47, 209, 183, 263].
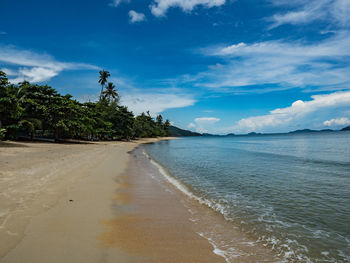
[169, 126, 202, 137]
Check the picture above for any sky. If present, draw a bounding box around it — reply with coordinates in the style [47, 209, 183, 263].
[1, 0, 350, 134]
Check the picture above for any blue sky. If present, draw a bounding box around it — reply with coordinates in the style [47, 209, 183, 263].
[1, 0, 350, 134]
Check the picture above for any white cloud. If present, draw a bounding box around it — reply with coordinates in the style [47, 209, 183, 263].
[121, 93, 195, 116]
[128, 10, 146, 23]
[16, 67, 60, 83]
[0, 45, 98, 83]
[323, 117, 350, 127]
[150, 0, 226, 17]
[195, 127, 208, 133]
[212, 33, 350, 58]
[194, 117, 220, 124]
[331, 0, 350, 27]
[1, 67, 17, 76]
[0, 31, 7, 35]
[78, 74, 196, 116]
[109, 0, 130, 7]
[270, 10, 316, 28]
[230, 91, 350, 133]
[187, 122, 196, 129]
[187, 116, 220, 133]
[194, 32, 350, 93]
[269, 0, 350, 28]
[269, 0, 327, 29]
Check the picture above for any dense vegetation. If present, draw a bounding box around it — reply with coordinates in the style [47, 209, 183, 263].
[0, 70, 170, 141]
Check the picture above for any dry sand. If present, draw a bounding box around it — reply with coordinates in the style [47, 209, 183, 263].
[0, 139, 225, 263]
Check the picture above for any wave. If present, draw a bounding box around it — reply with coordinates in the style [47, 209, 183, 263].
[142, 147, 350, 263]
[226, 146, 350, 168]
[142, 150, 237, 217]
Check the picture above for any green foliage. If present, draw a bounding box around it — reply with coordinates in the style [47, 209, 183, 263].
[98, 70, 110, 100]
[0, 72, 22, 133]
[0, 128, 6, 140]
[112, 106, 135, 140]
[164, 119, 171, 136]
[0, 70, 170, 141]
[103, 82, 119, 103]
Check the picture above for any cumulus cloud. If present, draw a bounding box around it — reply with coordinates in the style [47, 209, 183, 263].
[194, 32, 350, 93]
[230, 91, 350, 133]
[128, 10, 146, 23]
[269, 0, 350, 28]
[187, 122, 196, 129]
[323, 117, 350, 127]
[121, 93, 195, 116]
[188, 116, 220, 133]
[150, 0, 226, 17]
[0, 45, 98, 83]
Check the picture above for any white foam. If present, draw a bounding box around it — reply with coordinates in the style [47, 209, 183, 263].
[213, 248, 230, 262]
[143, 150, 237, 263]
[143, 150, 234, 220]
[197, 232, 232, 263]
[143, 151, 197, 200]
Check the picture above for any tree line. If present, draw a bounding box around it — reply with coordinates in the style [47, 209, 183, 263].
[0, 70, 171, 141]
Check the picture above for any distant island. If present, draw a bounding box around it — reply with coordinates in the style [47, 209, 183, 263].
[169, 126, 350, 137]
[169, 126, 201, 137]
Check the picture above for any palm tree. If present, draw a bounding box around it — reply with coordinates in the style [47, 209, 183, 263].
[102, 82, 119, 102]
[98, 70, 110, 98]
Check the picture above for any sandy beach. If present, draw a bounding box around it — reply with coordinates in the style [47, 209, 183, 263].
[0, 139, 225, 263]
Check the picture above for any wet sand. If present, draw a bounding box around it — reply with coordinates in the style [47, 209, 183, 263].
[99, 147, 226, 263]
[0, 139, 226, 263]
[117, 147, 278, 263]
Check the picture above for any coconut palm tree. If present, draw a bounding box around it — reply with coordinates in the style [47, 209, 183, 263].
[98, 70, 110, 99]
[102, 82, 119, 102]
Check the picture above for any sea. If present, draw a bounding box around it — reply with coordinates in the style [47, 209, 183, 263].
[143, 132, 350, 262]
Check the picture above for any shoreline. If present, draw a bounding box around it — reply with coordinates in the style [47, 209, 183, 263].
[0, 137, 226, 263]
[140, 146, 279, 263]
[98, 146, 226, 263]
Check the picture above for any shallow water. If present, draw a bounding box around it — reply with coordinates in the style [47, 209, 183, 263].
[144, 132, 350, 262]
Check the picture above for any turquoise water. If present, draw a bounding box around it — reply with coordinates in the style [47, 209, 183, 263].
[144, 132, 350, 262]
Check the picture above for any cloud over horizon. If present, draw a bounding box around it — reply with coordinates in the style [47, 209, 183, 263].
[229, 91, 350, 133]
[0, 45, 98, 83]
[323, 117, 350, 127]
[188, 116, 221, 133]
[121, 92, 196, 116]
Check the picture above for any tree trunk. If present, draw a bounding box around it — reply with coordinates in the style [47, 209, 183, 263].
[100, 84, 104, 99]
[55, 128, 60, 143]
